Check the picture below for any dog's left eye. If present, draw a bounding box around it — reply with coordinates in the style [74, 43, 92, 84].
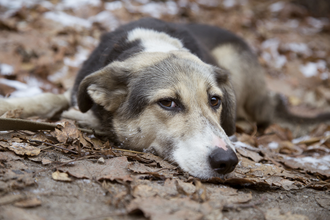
[210, 96, 221, 108]
[158, 99, 178, 110]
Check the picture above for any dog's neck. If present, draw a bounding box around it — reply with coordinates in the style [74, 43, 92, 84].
[127, 28, 185, 53]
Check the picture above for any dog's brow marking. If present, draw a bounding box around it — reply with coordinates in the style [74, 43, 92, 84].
[127, 28, 184, 53]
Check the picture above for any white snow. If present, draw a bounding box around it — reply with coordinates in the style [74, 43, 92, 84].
[0, 0, 39, 9]
[261, 38, 287, 69]
[0, 78, 43, 97]
[44, 11, 91, 29]
[63, 46, 89, 68]
[89, 11, 119, 30]
[223, 0, 236, 8]
[300, 60, 327, 78]
[268, 142, 279, 149]
[282, 42, 311, 56]
[292, 135, 311, 144]
[269, 2, 285, 12]
[105, 1, 123, 11]
[0, 63, 14, 75]
[56, 0, 101, 10]
[288, 155, 330, 171]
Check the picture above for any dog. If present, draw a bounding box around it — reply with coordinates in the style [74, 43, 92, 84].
[1, 18, 329, 179]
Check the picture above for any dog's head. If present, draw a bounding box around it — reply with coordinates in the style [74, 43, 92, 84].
[77, 50, 238, 179]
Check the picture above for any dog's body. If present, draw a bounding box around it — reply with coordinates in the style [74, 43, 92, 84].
[1, 18, 328, 179]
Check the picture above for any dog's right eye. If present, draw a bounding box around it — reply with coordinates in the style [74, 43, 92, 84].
[158, 99, 178, 110]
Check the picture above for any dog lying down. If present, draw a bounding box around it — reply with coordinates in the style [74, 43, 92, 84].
[1, 18, 329, 179]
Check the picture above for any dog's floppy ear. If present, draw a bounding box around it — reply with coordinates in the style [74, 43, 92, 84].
[214, 67, 236, 136]
[77, 64, 130, 113]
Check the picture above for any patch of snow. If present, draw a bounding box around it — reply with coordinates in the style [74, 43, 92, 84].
[39, 1, 53, 9]
[268, 142, 279, 149]
[89, 11, 119, 30]
[307, 17, 323, 29]
[48, 66, 68, 83]
[0, 78, 43, 97]
[261, 38, 287, 69]
[190, 2, 199, 12]
[289, 155, 330, 171]
[44, 11, 91, 29]
[286, 19, 299, 29]
[292, 135, 310, 144]
[64, 46, 89, 68]
[0, 63, 14, 75]
[300, 60, 327, 78]
[0, 0, 39, 9]
[223, 0, 236, 8]
[282, 42, 311, 56]
[269, 2, 285, 12]
[56, 0, 101, 10]
[105, 1, 123, 11]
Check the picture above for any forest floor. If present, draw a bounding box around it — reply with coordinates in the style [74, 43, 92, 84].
[0, 0, 330, 219]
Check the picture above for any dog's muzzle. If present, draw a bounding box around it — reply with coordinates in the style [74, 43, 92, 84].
[209, 147, 238, 174]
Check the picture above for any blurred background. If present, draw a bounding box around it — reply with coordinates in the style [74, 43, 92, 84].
[0, 0, 329, 116]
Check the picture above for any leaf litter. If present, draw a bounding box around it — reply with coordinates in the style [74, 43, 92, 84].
[0, 0, 330, 219]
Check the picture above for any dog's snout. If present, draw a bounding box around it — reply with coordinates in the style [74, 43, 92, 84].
[209, 147, 238, 174]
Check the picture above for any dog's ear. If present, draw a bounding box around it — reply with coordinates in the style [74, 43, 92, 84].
[214, 67, 236, 136]
[77, 64, 130, 113]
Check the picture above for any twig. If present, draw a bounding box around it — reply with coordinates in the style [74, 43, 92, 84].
[113, 148, 145, 154]
[29, 139, 78, 154]
[223, 196, 266, 210]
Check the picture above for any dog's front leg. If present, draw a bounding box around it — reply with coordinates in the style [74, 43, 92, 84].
[0, 91, 71, 119]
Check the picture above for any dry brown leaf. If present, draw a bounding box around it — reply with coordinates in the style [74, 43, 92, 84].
[265, 208, 309, 220]
[54, 120, 80, 143]
[128, 161, 174, 179]
[41, 158, 52, 165]
[139, 153, 177, 170]
[208, 186, 253, 204]
[60, 156, 133, 182]
[0, 151, 23, 161]
[127, 197, 212, 220]
[282, 156, 330, 177]
[52, 171, 72, 182]
[0, 206, 45, 220]
[14, 198, 42, 208]
[1, 141, 40, 156]
[0, 194, 27, 205]
[315, 194, 330, 210]
[236, 147, 263, 162]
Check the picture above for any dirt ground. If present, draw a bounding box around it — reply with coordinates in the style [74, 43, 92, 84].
[0, 0, 330, 220]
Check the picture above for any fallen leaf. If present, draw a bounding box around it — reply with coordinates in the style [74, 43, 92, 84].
[14, 198, 42, 208]
[42, 158, 52, 165]
[54, 120, 80, 143]
[60, 156, 133, 182]
[128, 161, 174, 179]
[0, 206, 45, 220]
[127, 197, 212, 220]
[236, 147, 263, 162]
[1, 141, 40, 156]
[265, 208, 309, 220]
[52, 171, 72, 182]
[0, 194, 27, 205]
[315, 194, 330, 210]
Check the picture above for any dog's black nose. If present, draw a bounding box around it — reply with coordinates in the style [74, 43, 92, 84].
[209, 147, 238, 174]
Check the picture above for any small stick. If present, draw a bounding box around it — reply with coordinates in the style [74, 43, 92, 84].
[29, 139, 78, 154]
[223, 196, 266, 210]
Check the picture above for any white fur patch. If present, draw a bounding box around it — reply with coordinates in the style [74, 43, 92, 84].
[127, 28, 184, 53]
[172, 123, 235, 179]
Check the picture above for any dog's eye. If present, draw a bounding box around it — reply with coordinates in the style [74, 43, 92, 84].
[210, 96, 221, 108]
[158, 99, 177, 110]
